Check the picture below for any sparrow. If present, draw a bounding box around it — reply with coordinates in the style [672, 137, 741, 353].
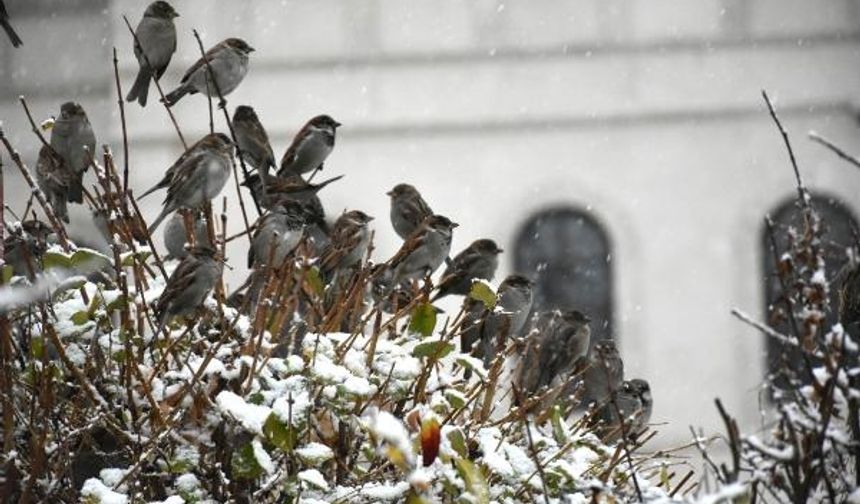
[126, 1, 178, 107]
[4, 220, 53, 279]
[515, 310, 591, 394]
[35, 145, 71, 223]
[387, 184, 433, 241]
[388, 215, 457, 286]
[0, 1, 22, 47]
[144, 133, 234, 233]
[432, 239, 502, 301]
[595, 378, 653, 443]
[243, 172, 343, 206]
[154, 246, 221, 336]
[50, 102, 96, 204]
[583, 339, 624, 404]
[318, 210, 373, 278]
[163, 210, 210, 259]
[277, 115, 341, 177]
[839, 262, 860, 328]
[164, 38, 254, 106]
[232, 105, 276, 176]
[248, 202, 307, 269]
[477, 274, 534, 366]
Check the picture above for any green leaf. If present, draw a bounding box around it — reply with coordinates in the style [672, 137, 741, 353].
[105, 295, 127, 312]
[263, 413, 297, 453]
[42, 251, 72, 270]
[1, 265, 14, 284]
[447, 428, 467, 458]
[412, 340, 454, 360]
[31, 337, 44, 360]
[121, 250, 151, 267]
[455, 458, 490, 504]
[408, 302, 437, 336]
[231, 442, 264, 480]
[469, 281, 496, 309]
[445, 390, 466, 409]
[70, 248, 111, 271]
[305, 267, 325, 296]
[248, 392, 265, 405]
[550, 405, 569, 444]
[71, 311, 91, 326]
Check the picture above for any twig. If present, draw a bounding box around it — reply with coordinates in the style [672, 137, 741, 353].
[762, 90, 807, 207]
[808, 131, 860, 171]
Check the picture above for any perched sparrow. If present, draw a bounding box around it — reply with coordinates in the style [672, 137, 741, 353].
[4, 220, 53, 279]
[319, 210, 373, 278]
[432, 239, 502, 301]
[243, 172, 343, 206]
[388, 215, 457, 286]
[164, 38, 254, 106]
[233, 105, 275, 175]
[145, 133, 234, 233]
[0, 0, 22, 47]
[277, 115, 341, 177]
[477, 274, 534, 366]
[154, 246, 221, 334]
[163, 211, 210, 259]
[516, 310, 591, 394]
[35, 145, 71, 223]
[387, 184, 433, 241]
[50, 102, 96, 204]
[248, 202, 307, 269]
[583, 339, 624, 404]
[595, 378, 653, 443]
[840, 263, 860, 327]
[126, 1, 178, 107]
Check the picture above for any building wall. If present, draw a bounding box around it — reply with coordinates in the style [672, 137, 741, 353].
[2, 0, 860, 445]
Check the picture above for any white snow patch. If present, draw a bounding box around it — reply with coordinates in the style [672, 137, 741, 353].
[215, 391, 272, 434]
[80, 478, 128, 504]
[296, 442, 335, 465]
[298, 468, 329, 490]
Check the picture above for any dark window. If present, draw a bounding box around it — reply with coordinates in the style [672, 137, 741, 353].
[763, 194, 858, 385]
[513, 207, 613, 345]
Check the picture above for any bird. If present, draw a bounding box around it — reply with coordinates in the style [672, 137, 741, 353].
[164, 38, 254, 106]
[0, 1, 22, 48]
[432, 239, 503, 301]
[126, 1, 178, 107]
[49, 102, 96, 204]
[477, 274, 534, 366]
[594, 378, 653, 443]
[163, 210, 210, 259]
[388, 215, 458, 286]
[277, 115, 341, 178]
[583, 339, 624, 405]
[248, 202, 307, 269]
[515, 310, 591, 394]
[144, 133, 234, 233]
[153, 246, 221, 338]
[242, 172, 343, 207]
[387, 184, 433, 241]
[35, 145, 71, 223]
[4, 220, 53, 279]
[839, 262, 860, 328]
[318, 210, 374, 278]
[232, 105, 276, 176]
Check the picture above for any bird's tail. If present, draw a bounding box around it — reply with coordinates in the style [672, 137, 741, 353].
[315, 174, 345, 191]
[137, 182, 163, 200]
[147, 208, 172, 235]
[67, 175, 83, 204]
[163, 84, 190, 107]
[1, 20, 22, 48]
[53, 195, 69, 223]
[126, 67, 152, 106]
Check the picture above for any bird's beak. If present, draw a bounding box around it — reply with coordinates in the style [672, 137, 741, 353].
[385, 190, 393, 197]
[451, 222, 459, 228]
[333, 121, 342, 128]
[496, 248, 504, 254]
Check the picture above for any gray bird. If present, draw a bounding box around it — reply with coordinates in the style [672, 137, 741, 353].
[387, 183, 433, 241]
[233, 105, 275, 176]
[126, 1, 178, 107]
[164, 38, 254, 106]
[388, 215, 457, 286]
[35, 145, 71, 223]
[277, 115, 341, 178]
[432, 239, 502, 301]
[144, 133, 234, 233]
[319, 210, 373, 278]
[595, 378, 653, 443]
[839, 262, 860, 328]
[477, 274, 534, 366]
[0, 0, 21, 47]
[248, 202, 307, 269]
[50, 102, 96, 204]
[154, 246, 221, 337]
[4, 220, 52, 279]
[243, 172, 343, 207]
[516, 310, 591, 394]
[163, 211, 210, 259]
[583, 339, 624, 405]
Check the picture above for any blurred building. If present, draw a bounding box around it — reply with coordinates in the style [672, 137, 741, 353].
[2, 0, 860, 446]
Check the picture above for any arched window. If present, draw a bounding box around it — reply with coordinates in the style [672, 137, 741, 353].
[763, 194, 858, 384]
[513, 207, 613, 344]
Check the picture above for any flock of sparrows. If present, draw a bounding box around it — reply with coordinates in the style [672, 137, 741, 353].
[8, 0, 651, 441]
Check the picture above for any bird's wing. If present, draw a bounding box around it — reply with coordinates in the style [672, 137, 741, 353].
[387, 230, 429, 269]
[401, 198, 433, 229]
[180, 43, 223, 83]
[163, 150, 209, 204]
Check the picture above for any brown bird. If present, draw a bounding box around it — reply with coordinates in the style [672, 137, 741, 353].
[388, 215, 457, 286]
[515, 310, 591, 394]
[164, 38, 254, 106]
[232, 105, 276, 175]
[154, 246, 221, 338]
[126, 1, 178, 106]
[319, 210, 373, 278]
[35, 145, 71, 223]
[387, 183, 433, 241]
[278, 115, 341, 178]
[432, 239, 502, 301]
